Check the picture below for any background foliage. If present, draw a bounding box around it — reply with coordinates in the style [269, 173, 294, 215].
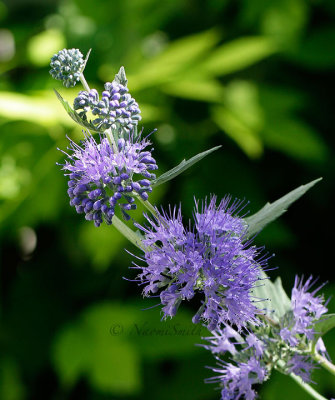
[0, 0, 335, 399]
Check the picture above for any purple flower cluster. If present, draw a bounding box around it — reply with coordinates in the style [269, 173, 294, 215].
[279, 276, 328, 346]
[74, 81, 141, 133]
[134, 197, 268, 330]
[59, 133, 157, 226]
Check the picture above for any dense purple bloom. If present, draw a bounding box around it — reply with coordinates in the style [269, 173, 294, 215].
[59, 132, 157, 226]
[74, 81, 141, 133]
[134, 197, 269, 330]
[206, 356, 267, 400]
[50, 48, 84, 88]
[280, 276, 328, 345]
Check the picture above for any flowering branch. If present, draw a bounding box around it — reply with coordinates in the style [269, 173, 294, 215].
[49, 48, 334, 400]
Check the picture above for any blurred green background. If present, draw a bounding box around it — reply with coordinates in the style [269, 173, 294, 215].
[1, 0, 335, 399]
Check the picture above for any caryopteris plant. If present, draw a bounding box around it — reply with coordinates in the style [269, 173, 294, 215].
[50, 48, 335, 400]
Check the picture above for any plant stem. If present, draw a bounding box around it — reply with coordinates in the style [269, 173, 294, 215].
[136, 195, 158, 218]
[105, 128, 118, 154]
[312, 351, 335, 377]
[79, 73, 90, 92]
[289, 373, 328, 400]
[112, 215, 146, 251]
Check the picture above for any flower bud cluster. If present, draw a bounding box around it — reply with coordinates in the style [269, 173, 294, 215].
[50, 48, 84, 88]
[74, 81, 141, 133]
[60, 133, 157, 227]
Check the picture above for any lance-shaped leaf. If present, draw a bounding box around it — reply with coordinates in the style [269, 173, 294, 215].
[314, 313, 335, 337]
[151, 146, 221, 188]
[54, 89, 101, 132]
[245, 178, 322, 236]
[252, 274, 291, 323]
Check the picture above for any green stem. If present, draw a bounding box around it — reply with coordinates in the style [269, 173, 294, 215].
[289, 373, 328, 400]
[112, 215, 146, 251]
[79, 49, 91, 92]
[136, 196, 158, 218]
[79, 73, 90, 92]
[105, 128, 118, 154]
[312, 351, 335, 377]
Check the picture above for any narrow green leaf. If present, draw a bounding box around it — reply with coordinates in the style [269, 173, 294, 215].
[161, 79, 224, 102]
[152, 146, 221, 188]
[128, 29, 221, 90]
[252, 274, 291, 322]
[314, 313, 335, 337]
[53, 89, 101, 132]
[200, 36, 277, 76]
[245, 178, 322, 236]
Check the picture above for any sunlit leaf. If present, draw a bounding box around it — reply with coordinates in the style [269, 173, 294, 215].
[152, 146, 221, 188]
[161, 79, 224, 102]
[224, 80, 264, 131]
[245, 178, 322, 236]
[211, 105, 263, 158]
[128, 28, 221, 90]
[0, 92, 72, 127]
[199, 36, 277, 76]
